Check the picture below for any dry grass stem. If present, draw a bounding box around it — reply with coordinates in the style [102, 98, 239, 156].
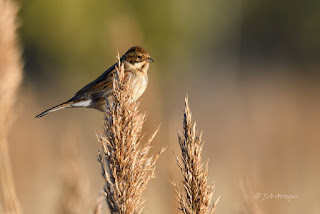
[0, 0, 23, 213]
[239, 178, 264, 214]
[57, 140, 88, 214]
[92, 192, 104, 214]
[173, 96, 218, 214]
[97, 58, 165, 214]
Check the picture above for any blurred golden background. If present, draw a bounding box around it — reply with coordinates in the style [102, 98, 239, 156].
[3, 0, 320, 213]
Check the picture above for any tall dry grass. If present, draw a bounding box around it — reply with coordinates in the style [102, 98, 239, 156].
[92, 192, 104, 214]
[173, 96, 218, 214]
[0, 0, 23, 213]
[97, 59, 165, 214]
[239, 178, 264, 214]
[57, 140, 88, 214]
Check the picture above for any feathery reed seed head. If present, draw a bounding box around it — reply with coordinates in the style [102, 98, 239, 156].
[173, 96, 218, 214]
[97, 58, 165, 214]
[0, 0, 23, 213]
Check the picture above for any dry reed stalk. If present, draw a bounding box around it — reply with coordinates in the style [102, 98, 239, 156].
[239, 178, 264, 214]
[173, 96, 219, 214]
[97, 58, 165, 214]
[0, 0, 23, 213]
[58, 140, 88, 214]
[92, 192, 104, 214]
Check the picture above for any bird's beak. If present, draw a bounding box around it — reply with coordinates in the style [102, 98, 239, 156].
[146, 57, 154, 63]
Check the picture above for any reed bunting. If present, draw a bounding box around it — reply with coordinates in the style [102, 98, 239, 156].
[35, 46, 154, 118]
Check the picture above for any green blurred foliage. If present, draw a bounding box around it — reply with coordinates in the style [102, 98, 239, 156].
[18, 0, 320, 85]
[240, 0, 320, 60]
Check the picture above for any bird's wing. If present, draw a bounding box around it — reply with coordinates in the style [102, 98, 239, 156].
[74, 63, 117, 96]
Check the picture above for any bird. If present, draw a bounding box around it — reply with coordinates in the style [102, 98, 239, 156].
[35, 46, 154, 118]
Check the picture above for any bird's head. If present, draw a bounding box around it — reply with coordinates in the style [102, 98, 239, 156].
[121, 46, 154, 73]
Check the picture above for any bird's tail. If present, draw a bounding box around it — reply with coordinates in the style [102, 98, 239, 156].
[35, 101, 71, 118]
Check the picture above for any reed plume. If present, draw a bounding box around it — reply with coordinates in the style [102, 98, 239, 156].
[97, 58, 165, 214]
[173, 96, 218, 214]
[0, 0, 23, 213]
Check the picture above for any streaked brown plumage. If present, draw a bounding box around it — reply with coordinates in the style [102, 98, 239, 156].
[35, 46, 153, 118]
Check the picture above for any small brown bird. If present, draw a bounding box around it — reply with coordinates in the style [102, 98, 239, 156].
[35, 46, 153, 118]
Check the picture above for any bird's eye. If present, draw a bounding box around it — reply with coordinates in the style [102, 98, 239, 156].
[137, 56, 142, 60]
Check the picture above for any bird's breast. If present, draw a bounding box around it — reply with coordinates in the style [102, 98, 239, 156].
[130, 72, 148, 100]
